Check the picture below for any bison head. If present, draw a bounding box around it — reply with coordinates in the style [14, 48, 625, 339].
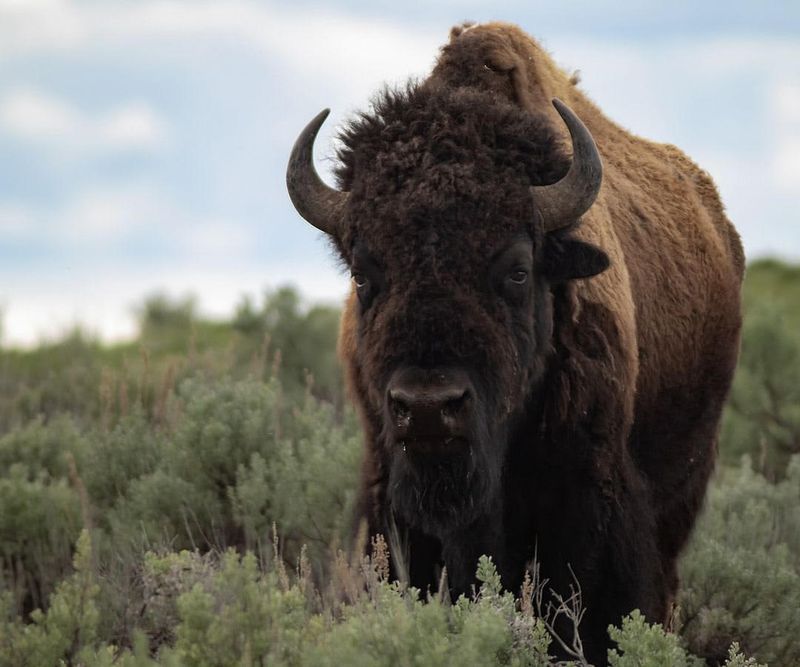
[286, 85, 608, 537]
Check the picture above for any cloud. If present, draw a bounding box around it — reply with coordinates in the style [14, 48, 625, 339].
[0, 2, 440, 190]
[773, 81, 800, 121]
[0, 184, 268, 271]
[773, 138, 800, 191]
[0, 1, 442, 105]
[0, 183, 348, 347]
[0, 258, 347, 347]
[0, 203, 35, 236]
[0, 0, 86, 59]
[98, 105, 167, 151]
[0, 88, 78, 137]
[770, 81, 800, 191]
[63, 188, 174, 242]
[0, 88, 167, 154]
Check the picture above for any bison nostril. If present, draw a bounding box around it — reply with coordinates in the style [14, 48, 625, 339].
[390, 394, 411, 420]
[441, 391, 469, 419]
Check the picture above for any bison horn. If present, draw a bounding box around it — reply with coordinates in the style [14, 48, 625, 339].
[286, 108, 348, 236]
[531, 99, 603, 232]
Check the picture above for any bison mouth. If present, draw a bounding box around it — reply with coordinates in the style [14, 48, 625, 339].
[387, 435, 501, 535]
[396, 435, 469, 457]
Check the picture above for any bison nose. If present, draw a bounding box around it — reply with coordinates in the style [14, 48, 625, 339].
[387, 368, 473, 442]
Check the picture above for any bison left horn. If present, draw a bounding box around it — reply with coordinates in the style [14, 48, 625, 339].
[286, 108, 348, 236]
[531, 99, 603, 232]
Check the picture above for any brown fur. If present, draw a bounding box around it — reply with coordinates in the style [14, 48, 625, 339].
[329, 22, 743, 663]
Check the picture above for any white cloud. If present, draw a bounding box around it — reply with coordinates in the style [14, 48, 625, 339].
[550, 35, 800, 140]
[0, 260, 348, 347]
[0, 203, 35, 236]
[769, 81, 800, 190]
[184, 222, 253, 255]
[0, 88, 167, 155]
[0, 1, 441, 97]
[0, 88, 79, 137]
[0, 185, 258, 257]
[64, 188, 166, 240]
[99, 105, 166, 151]
[0, 2, 439, 181]
[0, 187, 314, 346]
[0, 189, 157, 243]
[63, 188, 255, 255]
[773, 81, 800, 121]
[0, 0, 86, 59]
[773, 136, 800, 190]
[263, 7, 440, 92]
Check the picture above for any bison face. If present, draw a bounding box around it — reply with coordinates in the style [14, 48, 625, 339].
[350, 232, 547, 534]
[287, 85, 608, 535]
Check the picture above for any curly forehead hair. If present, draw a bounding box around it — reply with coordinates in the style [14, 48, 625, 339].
[333, 82, 570, 205]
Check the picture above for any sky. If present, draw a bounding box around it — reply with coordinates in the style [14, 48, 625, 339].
[0, 0, 799, 346]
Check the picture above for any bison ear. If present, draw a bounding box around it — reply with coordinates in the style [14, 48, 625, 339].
[541, 236, 610, 282]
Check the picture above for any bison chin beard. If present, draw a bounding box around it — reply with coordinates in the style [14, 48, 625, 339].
[386, 422, 504, 537]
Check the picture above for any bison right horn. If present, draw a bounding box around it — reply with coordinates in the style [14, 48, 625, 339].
[531, 99, 603, 232]
[286, 108, 348, 236]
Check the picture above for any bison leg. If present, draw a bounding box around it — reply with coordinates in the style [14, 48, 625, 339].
[524, 459, 666, 666]
[631, 388, 731, 622]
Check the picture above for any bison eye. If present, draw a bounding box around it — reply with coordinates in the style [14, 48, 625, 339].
[352, 271, 378, 308]
[508, 270, 528, 285]
[350, 245, 384, 310]
[490, 239, 533, 305]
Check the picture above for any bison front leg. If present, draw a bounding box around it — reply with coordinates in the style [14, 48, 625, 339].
[377, 509, 506, 601]
[351, 480, 445, 595]
[583, 482, 665, 665]
[383, 513, 444, 594]
[526, 453, 665, 666]
[586, 492, 666, 664]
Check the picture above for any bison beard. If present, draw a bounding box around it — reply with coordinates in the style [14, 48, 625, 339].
[285, 21, 744, 666]
[388, 444, 495, 534]
[385, 400, 501, 536]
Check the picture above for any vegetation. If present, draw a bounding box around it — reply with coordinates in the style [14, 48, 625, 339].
[0, 260, 797, 665]
[721, 261, 800, 480]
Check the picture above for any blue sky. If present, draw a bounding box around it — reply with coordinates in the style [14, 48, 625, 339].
[1, 0, 798, 345]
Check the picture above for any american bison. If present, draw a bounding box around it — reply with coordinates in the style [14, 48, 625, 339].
[286, 22, 743, 663]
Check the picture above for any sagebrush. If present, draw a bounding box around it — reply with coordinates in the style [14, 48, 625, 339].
[0, 266, 797, 665]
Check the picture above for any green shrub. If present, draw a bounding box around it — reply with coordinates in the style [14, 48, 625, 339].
[0, 332, 107, 430]
[103, 376, 360, 561]
[0, 530, 99, 667]
[721, 303, 800, 481]
[0, 418, 85, 614]
[677, 457, 800, 665]
[0, 536, 766, 666]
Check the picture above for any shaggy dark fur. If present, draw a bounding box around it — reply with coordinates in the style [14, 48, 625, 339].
[294, 22, 744, 665]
